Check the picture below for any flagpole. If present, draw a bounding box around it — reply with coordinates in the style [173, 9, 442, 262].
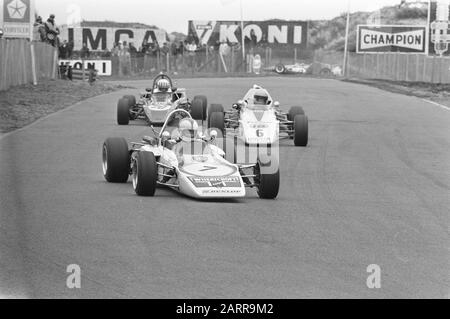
[426, 0, 431, 55]
[240, 0, 245, 67]
[343, 0, 351, 77]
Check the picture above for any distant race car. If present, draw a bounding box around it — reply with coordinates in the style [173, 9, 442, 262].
[206, 85, 309, 147]
[117, 73, 208, 125]
[103, 109, 280, 199]
[267, 63, 312, 75]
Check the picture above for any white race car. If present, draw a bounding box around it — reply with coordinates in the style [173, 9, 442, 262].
[103, 109, 280, 199]
[117, 73, 207, 125]
[206, 85, 308, 147]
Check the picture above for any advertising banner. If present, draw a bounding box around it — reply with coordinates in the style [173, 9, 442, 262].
[58, 26, 168, 51]
[59, 59, 112, 76]
[188, 20, 308, 48]
[429, 0, 450, 55]
[0, 0, 34, 39]
[357, 25, 428, 53]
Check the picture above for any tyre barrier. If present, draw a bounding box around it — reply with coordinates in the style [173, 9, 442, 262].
[66, 66, 98, 84]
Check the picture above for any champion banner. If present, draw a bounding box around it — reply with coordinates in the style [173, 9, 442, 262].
[357, 25, 428, 53]
[429, 0, 450, 56]
[188, 20, 308, 48]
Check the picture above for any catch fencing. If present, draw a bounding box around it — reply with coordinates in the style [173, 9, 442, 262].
[0, 39, 58, 91]
[347, 53, 450, 84]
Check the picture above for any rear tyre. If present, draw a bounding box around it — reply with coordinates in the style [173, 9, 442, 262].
[256, 157, 280, 199]
[288, 106, 305, 121]
[102, 138, 130, 183]
[294, 115, 308, 147]
[207, 104, 224, 127]
[132, 152, 158, 197]
[209, 112, 225, 136]
[117, 98, 130, 125]
[192, 95, 208, 120]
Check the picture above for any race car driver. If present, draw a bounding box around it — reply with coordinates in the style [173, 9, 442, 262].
[161, 118, 204, 182]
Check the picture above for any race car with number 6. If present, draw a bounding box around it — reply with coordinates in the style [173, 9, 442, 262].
[206, 85, 308, 147]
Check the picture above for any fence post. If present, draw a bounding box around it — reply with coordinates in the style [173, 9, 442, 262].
[405, 54, 409, 82]
[415, 55, 420, 82]
[431, 55, 436, 83]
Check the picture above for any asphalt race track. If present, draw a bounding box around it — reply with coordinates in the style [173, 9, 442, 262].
[0, 77, 449, 298]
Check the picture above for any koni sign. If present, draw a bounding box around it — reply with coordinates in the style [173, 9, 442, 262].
[188, 20, 308, 48]
[357, 25, 428, 54]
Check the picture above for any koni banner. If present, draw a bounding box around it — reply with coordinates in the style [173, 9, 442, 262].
[0, 0, 35, 39]
[188, 20, 308, 48]
[357, 25, 428, 54]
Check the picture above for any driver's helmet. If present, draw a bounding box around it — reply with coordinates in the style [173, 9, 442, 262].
[179, 118, 199, 142]
[253, 89, 269, 105]
[156, 78, 171, 92]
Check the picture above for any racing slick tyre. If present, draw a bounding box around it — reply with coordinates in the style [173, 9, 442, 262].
[207, 104, 224, 127]
[132, 152, 158, 197]
[275, 63, 286, 74]
[192, 95, 208, 120]
[123, 95, 136, 107]
[294, 115, 308, 147]
[319, 68, 332, 76]
[117, 98, 130, 125]
[209, 112, 225, 136]
[288, 106, 305, 121]
[102, 138, 130, 183]
[256, 156, 280, 199]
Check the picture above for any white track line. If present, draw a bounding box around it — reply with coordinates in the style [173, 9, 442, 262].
[421, 99, 450, 111]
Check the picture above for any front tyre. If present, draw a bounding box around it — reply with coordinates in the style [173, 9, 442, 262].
[207, 104, 224, 128]
[132, 152, 158, 197]
[255, 157, 280, 199]
[192, 95, 208, 120]
[209, 112, 225, 136]
[288, 106, 305, 121]
[294, 115, 308, 147]
[102, 138, 130, 183]
[117, 98, 130, 125]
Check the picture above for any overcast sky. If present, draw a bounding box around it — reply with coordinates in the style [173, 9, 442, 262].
[36, 0, 405, 33]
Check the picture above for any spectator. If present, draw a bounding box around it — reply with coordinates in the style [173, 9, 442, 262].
[44, 14, 60, 47]
[160, 42, 170, 71]
[118, 41, 132, 76]
[246, 29, 258, 54]
[80, 43, 90, 59]
[186, 40, 197, 73]
[33, 16, 46, 42]
[129, 42, 138, 73]
[67, 41, 74, 58]
[111, 42, 120, 56]
[59, 40, 69, 59]
[171, 41, 178, 71]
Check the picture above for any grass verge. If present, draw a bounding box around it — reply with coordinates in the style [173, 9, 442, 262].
[0, 79, 128, 134]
